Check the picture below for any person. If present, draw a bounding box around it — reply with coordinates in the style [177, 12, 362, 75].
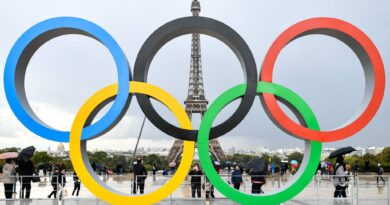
[352, 162, 359, 179]
[271, 163, 276, 177]
[17, 159, 35, 199]
[58, 163, 67, 200]
[91, 162, 97, 173]
[132, 157, 147, 194]
[116, 163, 123, 175]
[250, 170, 265, 194]
[291, 166, 297, 175]
[204, 176, 215, 199]
[328, 164, 333, 176]
[13, 163, 18, 195]
[152, 163, 157, 181]
[47, 163, 53, 175]
[267, 164, 271, 175]
[101, 164, 109, 181]
[3, 159, 16, 199]
[214, 161, 221, 173]
[43, 164, 47, 176]
[376, 163, 385, 184]
[170, 162, 176, 175]
[189, 163, 203, 198]
[345, 163, 351, 196]
[333, 156, 347, 198]
[365, 159, 370, 173]
[231, 165, 243, 190]
[280, 162, 287, 176]
[48, 167, 59, 199]
[72, 172, 81, 196]
[205, 163, 219, 199]
[38, 163, 45, 178]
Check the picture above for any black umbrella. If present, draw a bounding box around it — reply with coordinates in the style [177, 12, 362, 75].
[329, 146, 356, 158]
[247, 158, 268, 173]
[18, 146, 36, 162]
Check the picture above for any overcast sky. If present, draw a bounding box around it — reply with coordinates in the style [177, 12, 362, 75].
[0, 0, 389, 152]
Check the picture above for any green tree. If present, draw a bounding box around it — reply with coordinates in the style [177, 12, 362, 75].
[375, 147, 390, 165]
[143, 154, 168, 170]
[89, 151, 109, 165]
[287, 152, 304, 164]
[261, 154, 271, 163]
[271, 155, 281, 165]
[31, 151, 53, 165]
[0, 147, 20, 153]
[225, 154, 255, 166]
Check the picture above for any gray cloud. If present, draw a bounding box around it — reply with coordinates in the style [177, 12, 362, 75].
[0, 0, 389, 151]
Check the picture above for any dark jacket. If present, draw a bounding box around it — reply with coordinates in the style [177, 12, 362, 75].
[377, 166, 384, 175]
[189, 169, 203, 184]
[51, 173, 66, 186]
[250, 171, 266, 184]
[17, 160, 35, 182]
[51, 174, 58, 185]
[231, 170, 243, 184]
[73, 173, 80, 184]
[133, 163, 147, 182]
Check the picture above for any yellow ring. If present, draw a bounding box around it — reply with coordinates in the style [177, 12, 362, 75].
[69, 81, 194, 205]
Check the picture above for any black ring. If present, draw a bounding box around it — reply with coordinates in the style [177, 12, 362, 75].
[134, 16, 258, 141]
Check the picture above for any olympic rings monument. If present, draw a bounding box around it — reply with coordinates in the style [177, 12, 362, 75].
[2, 2, 385, 205]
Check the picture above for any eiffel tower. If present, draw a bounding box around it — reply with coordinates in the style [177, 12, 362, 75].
[166, 0, 226, 163]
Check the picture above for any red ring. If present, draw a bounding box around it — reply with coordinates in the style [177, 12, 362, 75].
[261, 17, 385, 142]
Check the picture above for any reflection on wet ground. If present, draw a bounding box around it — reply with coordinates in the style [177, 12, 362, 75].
[0, 174, 388, 204]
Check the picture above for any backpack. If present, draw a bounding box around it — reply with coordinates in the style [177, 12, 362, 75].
[379, 167, 384, 175]
[332, 164, 347, 187]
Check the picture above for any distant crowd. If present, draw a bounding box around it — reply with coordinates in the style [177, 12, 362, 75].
[2, 156, 386, 200]
[2, 159, 81, 200]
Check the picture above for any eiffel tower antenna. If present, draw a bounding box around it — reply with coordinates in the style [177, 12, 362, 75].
[166, 0, 226, 163]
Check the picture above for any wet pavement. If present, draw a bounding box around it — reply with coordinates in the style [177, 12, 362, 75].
[0, 174, 389, 204]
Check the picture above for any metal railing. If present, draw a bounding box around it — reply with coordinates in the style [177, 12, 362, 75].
[0, 173, 389, 204]
[0, 174, 71, 203]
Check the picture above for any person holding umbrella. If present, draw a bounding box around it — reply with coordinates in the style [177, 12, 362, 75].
[3, 158, 16, 199]
[17, 159, 35, 199]
[290, 160, 299, 175]
[333, 156, 347, 198]
[247, 158, 267, 194]
[17, 146, 36, 199]
[329, 147, 355, 199]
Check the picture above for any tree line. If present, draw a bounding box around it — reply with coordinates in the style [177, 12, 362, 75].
[1, 146, 389, 173]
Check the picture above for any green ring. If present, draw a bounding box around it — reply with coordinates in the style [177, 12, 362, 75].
[198, 82, 322, 205]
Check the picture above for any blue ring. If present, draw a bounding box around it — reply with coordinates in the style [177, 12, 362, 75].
[4, 17, 131, 142]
